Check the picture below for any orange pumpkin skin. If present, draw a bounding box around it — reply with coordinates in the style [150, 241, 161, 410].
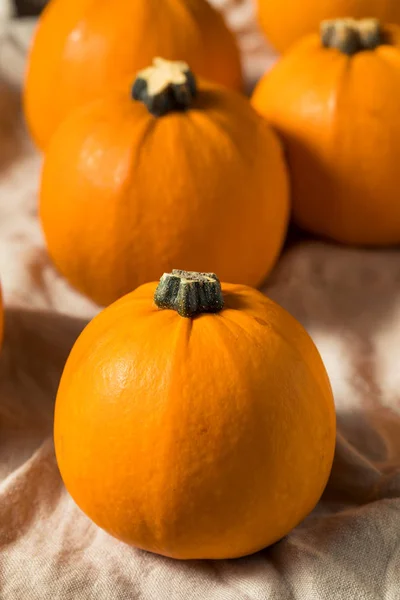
[257, 0, 400, 53]
[54, 279, 336, 560]
[252, 25, 400, 246]
[40, 77, 289, 307]
[24, 0, 243, 150]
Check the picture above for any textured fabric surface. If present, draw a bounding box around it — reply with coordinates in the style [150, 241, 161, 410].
[0, 2, 399, 598]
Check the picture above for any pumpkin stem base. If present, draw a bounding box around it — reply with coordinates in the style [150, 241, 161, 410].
[132, 58, 197, 117]
[321, 18, 383, 55]
[154, 270, 224, 318]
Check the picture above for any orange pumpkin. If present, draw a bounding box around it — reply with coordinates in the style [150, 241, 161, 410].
[54, 269, 336, 560]
[40, 59, 289, 307]
[252, 19, 400, 246]
[24, 0, 243, 150]
[256, 0, 400, 53]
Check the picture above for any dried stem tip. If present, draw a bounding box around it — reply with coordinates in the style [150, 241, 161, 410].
[154, 270, 224, 318]
[132, 57, 197, 117]
[321, 18, 383, 55]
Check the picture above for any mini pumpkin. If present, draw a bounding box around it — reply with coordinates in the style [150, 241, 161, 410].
[54, 269, 336, 560]
[24, 0, 243, 150]
[252, 19, 400, 246]
[40, 58, 289, 307]
[256, 0, 400, 53]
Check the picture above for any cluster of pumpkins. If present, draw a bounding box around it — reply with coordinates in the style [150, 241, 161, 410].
[14, 0, 398, 560]
[24, 0, 400, 310]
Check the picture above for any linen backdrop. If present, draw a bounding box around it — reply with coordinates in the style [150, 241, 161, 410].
[0, 1, 399, 598]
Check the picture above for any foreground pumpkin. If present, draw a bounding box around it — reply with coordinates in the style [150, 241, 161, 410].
[256, 0, 400, 53]
[252, 19, 400, 246]
[40, 59, 289, 306]
[24, 0, 243, 150]
[54, 269, 336, 560]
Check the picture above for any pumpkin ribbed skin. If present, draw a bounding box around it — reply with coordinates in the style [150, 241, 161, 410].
[40, 78, 289, 307]
[54, 281, 336, 560]
[257, 0, 400, 53]
[252, 25, 400, 246]
[24, 0, 243, 150]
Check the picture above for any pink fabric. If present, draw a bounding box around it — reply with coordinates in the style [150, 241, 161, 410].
[0, 2, 399, 598]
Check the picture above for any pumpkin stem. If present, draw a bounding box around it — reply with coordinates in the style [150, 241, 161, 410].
[154, 270, 224, 318]
[321, 18, 383, 55]
[132, 57, 197, 117]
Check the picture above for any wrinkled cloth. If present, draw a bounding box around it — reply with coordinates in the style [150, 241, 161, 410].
[0, 2, 399, 599]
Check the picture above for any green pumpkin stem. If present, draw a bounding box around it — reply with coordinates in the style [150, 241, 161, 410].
[154, 270, 224, 318]
[321, 18, 383, 55]
[132, 57, 197, 117]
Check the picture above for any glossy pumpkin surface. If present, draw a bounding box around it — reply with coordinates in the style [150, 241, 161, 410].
[252, 23, 400, 246]
[257, 0, 400, 53]
[24, 0, 243, 150]
[54, 279, 336, 560]
[40, 75, 289, 306]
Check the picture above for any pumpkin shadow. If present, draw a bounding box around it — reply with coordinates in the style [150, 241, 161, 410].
[263, 238, 400, 503]
[0, 308, 88, 476]
[14, 0, 48, 17]
[0, 78, 25, 172]
[323, 409, 400, 508]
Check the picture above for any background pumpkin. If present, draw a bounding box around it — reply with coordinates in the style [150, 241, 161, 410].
[40, 59, 289, 307]
[24, 0, 243, 150]
[256, 0, 400, 53]
[54, 270, 336, 560]
[252, 19, 400, 246]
